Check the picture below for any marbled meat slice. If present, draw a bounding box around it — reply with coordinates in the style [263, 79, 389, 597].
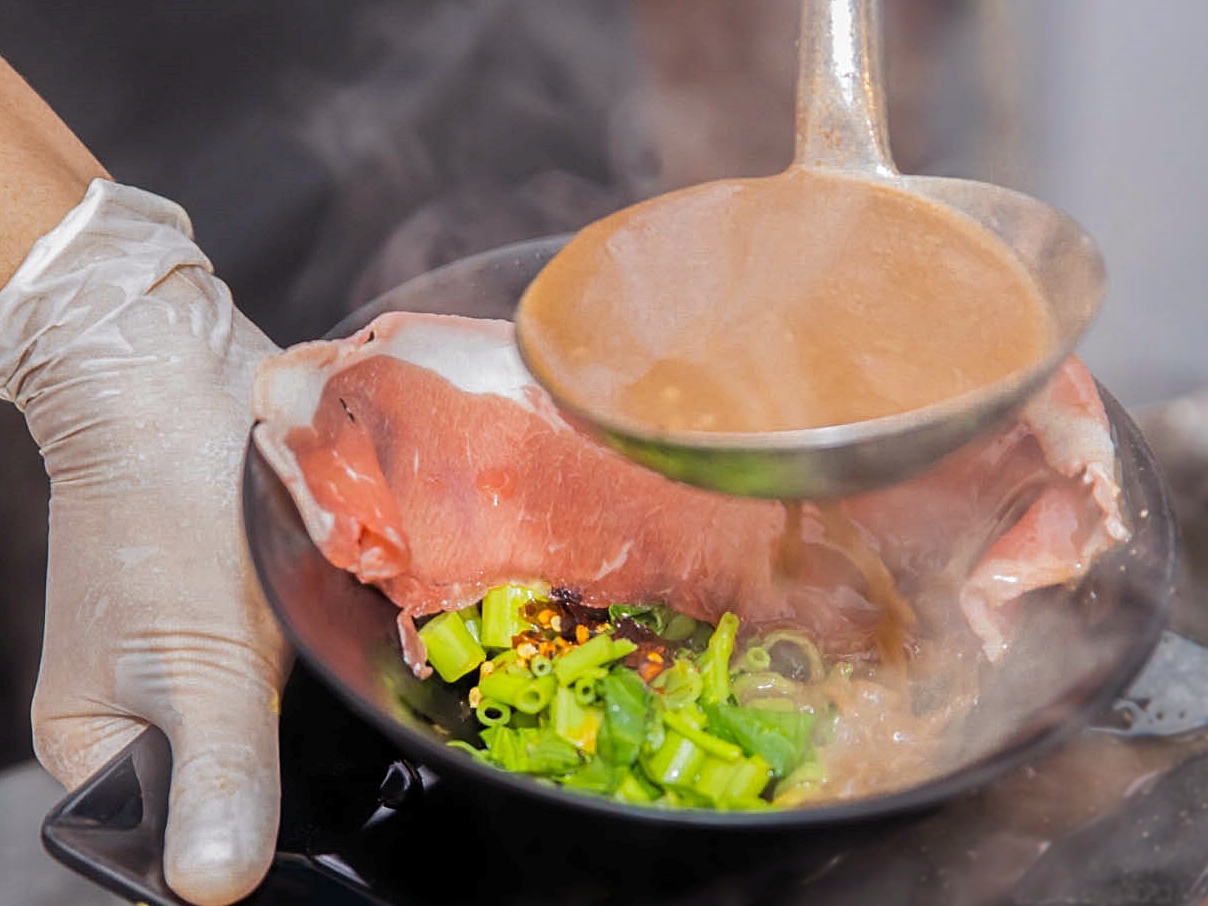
[251, 312, 1129, 675]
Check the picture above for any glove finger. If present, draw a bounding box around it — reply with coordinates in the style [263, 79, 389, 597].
[158, 681, 282, 906]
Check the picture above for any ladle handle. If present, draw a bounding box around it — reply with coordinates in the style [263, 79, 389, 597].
[794, 0, 896, 174]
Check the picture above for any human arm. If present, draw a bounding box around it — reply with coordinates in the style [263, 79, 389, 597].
[0, 56, 290, 905]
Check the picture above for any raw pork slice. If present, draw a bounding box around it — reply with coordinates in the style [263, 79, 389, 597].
[251, 312, 1129, 675]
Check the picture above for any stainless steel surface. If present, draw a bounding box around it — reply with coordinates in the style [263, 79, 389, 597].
[513, 0, 1106, 500]
[1101, 630, 1208, 738]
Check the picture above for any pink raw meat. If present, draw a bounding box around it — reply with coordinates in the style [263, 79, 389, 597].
[251, 312, 1129, 675]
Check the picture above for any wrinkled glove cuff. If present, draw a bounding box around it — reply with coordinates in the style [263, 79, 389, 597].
[0, 178, 214, 408]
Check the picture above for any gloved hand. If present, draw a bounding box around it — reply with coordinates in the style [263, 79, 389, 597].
[0, 179, 291, 905]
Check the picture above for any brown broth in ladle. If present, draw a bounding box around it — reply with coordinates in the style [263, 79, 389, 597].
[517, 167, 1055, 436]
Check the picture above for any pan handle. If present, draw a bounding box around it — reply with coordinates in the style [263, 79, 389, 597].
[41, 726, 415, 905]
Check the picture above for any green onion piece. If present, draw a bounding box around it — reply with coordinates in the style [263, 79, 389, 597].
[527, 729, 585, 774]
[561, 758, 623, 794]
[516, 674, 556, 714]
[554, 633, 636, 685]
[480, 583, 548, 649]
[641, 728, 707, 786]
[489, 648, 519, 670]
[702, 701, 816, 778]
[614, 769, 657, 804]
[475, 698, 513, 727]
[573, 676, 598, 706]
[596, 668, 651, 767]
[446, 740, 489, 761]
[698, 612, 739, 705]
[650, 659, 703, 710]
[479, 725, 523, 771]
[418, 611, 486, 682]
[693, 752, 773, 805]
[662, 709, 743, 762]
[478, 669, 555, 715]
[530, 654, 554, 677]
[481, 725, 582, 775]
[741, 696, 799, 713]
[772, 759, 827, 806]
[740, 645, 772, 673]
[551, 685, 603, 751]
[731, 671, 810, 709]
[458, 603, 483, 644]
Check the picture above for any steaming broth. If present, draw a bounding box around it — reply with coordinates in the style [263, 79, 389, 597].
[517, 168, 1055, 434]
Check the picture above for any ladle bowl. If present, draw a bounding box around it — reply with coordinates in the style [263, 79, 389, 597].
[513, 0, 1105, 499]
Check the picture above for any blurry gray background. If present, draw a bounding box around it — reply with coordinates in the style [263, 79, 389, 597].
[1, 1, 1206, 902]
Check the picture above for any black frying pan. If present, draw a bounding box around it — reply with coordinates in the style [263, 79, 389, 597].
[242, 235, 1176, 833]
[40, 236, 1179, 906]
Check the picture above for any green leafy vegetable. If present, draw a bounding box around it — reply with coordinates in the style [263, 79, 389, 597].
[596, 668, 650, 767]
[702, 701, 816, 778]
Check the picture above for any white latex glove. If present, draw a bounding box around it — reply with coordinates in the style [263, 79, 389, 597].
[0, 179, 291, 905]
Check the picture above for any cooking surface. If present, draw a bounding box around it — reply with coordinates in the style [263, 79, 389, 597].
[42, 648, 1208, 906]
[273, 663, 1208, 906]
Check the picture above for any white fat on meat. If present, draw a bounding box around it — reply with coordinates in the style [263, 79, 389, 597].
[252, 311, 1130, 674]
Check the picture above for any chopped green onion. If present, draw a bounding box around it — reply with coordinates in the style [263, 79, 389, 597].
[641, 728, 707, 786]
[693, 752, 773, 805]
[662, 709, 743, 762]
[551, 685, 603, 751]
[698, 612, 739, 705]
[458, 603, 483, 644]
[650, 659, 703, 709]
[740, 645, 772, 673]
[489, 648, 520, 670]
[741, 696, 799, 713]
[561, 757, 623, 794]
[428, 605, 837, 812]
[475, 698, 512, 726]
[573, 676, 599, 706]
[731, 671, 808, 708]
[418, 611, 486, 682]
[554, 633, 637, 685]
[446, 740, 488, 760]
[772, 759, 827, 806]
[480, 583, 548, 649]
[613, 769, 657, 804]
[478, 669, 555, 715]
[481, 725, 582, 775]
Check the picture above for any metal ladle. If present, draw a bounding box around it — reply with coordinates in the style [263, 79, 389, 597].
[513, 0, 1105, 499]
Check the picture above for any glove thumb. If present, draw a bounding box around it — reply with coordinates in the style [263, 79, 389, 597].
[158, 676, 282, 906]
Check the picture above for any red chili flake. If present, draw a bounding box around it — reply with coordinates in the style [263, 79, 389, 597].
[637, 653, 668, 683]
[624, 641, 671, 682]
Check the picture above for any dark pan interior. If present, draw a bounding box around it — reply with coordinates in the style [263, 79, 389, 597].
[242, 236, 1177, 833]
